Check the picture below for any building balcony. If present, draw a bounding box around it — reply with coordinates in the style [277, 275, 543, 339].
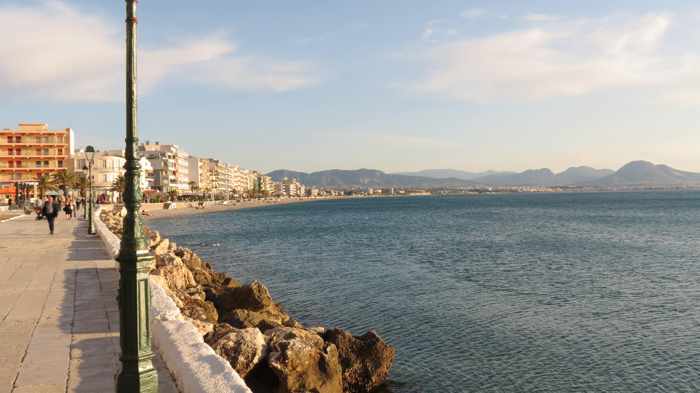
[0, 154, 68, 159]
[0, 142, 68, 147]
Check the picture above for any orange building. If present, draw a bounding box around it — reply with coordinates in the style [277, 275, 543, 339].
[0, 123, 75, 197]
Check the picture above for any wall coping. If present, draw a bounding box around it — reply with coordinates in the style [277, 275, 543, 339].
[92, 207, 252, 393]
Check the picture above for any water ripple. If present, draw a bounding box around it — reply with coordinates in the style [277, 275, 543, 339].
[151, 192, 700, 393]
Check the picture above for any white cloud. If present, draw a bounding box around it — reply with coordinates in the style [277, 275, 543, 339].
[461, 8, 486, 20]
[416, 12, 700, 103]
[523, 13, 561, 22]
[421, 19, 458, 43]
[0, 1, 316, 102]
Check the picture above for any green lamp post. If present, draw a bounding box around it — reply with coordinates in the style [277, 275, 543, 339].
[84, 146, 95, 234]
[115, 1, 158, 392]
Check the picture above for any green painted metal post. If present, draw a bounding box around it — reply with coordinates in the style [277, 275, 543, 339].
[115, 1, 158, 392]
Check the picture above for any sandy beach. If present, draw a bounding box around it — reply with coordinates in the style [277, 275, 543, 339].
[141, 197, 340, 220]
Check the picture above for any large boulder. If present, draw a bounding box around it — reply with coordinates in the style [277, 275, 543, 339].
[152, 238, 170, 255]
[323, 329, 395, 393]
[179, 296, 218, 324]
[220, 308, 289, 331]
[210, 280, 275, 312]
[205, 324, 268, 378]
[265, 327, 343, 393]
[151, 255, 197, 291]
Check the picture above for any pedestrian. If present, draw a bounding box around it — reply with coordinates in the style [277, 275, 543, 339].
[42, 196, 59, 235]
[64, 197, 74, 219]
[76, 197, 81, 212]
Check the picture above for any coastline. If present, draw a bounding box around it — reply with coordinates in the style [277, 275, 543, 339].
[97, 204, 396, 393]
[141, 196, 343, 220]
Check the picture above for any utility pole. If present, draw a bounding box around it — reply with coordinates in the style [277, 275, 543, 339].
[116, 1, 158, 391]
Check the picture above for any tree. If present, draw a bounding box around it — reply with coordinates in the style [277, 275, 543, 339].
[52, 170, 76, 194]
[188, 180, 198, 193]
[37, 173, 57, 198]
[111, 175, 125, 193]
[73, 172, 88, 197]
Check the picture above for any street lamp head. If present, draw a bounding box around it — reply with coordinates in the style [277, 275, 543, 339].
[85, 145, 96, 163]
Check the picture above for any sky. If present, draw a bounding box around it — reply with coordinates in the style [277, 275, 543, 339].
[2, 0, 700, 173]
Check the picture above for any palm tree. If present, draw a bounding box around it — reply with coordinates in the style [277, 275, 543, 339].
[37, 173, 57, 198]
[111, 175, 125, 203]
[111, 175, 125, 193]
[52, 170, 76, 195]
[188, 180, 198, 193]
[73, 172, 88, 197]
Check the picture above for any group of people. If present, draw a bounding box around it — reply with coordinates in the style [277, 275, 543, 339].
[38, 195, 86, 235]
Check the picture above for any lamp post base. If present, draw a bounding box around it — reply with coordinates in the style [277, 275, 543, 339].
[116, 358, 158, 393]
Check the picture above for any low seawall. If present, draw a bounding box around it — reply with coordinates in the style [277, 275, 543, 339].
[93, 207, 252, 393]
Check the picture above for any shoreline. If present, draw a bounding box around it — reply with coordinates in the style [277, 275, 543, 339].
[141, 196, 344, 220]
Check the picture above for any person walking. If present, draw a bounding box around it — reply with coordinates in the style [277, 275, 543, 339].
[42, 196, 59, 235]
[64, 197, 74, 219]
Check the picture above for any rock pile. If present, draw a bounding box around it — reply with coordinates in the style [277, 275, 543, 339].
[101, 209, 394, 393]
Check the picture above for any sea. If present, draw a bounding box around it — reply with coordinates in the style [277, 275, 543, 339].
[149, 191, 700, 393]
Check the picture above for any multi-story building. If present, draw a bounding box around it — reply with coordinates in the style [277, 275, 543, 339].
[201, 158, 229, 196]
[257, 175, 274, 195]
[274, 177, 306, 197]
[71, 150, 125, 202]
[138, 142, 190, 193]
[187, 156, 202, 191]
[0, 123, 74, 197]
[197, 158, 211, 193]
[229, 165, 257, 195]
[94, 149, 152, 191]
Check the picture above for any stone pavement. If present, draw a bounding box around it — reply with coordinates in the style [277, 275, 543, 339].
[0, 212, 179, 393]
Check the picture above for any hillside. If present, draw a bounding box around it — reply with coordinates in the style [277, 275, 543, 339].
[473, 166, 614, 186]
[266, 169, 475, 188]
[394, 169, 514, 181]
[589, 161, 700, 186]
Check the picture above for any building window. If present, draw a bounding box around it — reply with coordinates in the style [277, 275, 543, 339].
[7, 149, 11, 156]
[43, 161, 49, 167]
[15, 161, 21, 168]
[14, 149, 20, 156]
[6, 137, 11, 143]
[43, 148, 49, 155]
[8, 162, 13, 168]
[35, 148, 41, 155]
[14, 136, 21, 143]
[57, 148, 63, 155]
[35, 161, 41, 167]
[57, 160, 63, 168]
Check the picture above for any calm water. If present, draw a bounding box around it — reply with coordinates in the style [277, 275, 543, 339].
[150, 192, 700, 393]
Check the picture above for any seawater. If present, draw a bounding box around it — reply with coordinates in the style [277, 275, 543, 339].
[150, 191, 700, 393]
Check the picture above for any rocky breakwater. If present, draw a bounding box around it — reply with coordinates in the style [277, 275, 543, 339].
[101, 210, 395, 393]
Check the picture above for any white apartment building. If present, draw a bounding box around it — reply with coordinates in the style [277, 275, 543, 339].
[274, 177, 305, 197]
[139, 142, 190, 192]
[257, 175, 274, 195]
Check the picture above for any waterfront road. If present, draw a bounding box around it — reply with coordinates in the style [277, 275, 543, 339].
[0, 214, 178, 393]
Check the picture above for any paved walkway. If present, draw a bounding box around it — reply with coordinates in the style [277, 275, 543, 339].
[0, 213, 178, 393]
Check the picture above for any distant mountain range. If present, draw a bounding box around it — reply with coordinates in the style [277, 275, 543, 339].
[394, 169, 514, 181]
[588, 161, 700, 186]
[473, 166, 615, 186]
[267, 161, 700, 189]
[267, 169, 475, 188]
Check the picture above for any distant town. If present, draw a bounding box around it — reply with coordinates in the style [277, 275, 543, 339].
[3, 122, 700, 206]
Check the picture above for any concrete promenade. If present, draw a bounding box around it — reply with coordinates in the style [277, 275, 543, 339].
[0, 213, 178, 393]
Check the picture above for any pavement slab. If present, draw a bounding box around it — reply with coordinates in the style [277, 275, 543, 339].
[0, 214, 179, 393]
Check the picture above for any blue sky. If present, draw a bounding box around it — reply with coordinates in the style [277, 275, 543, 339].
[2, 0, 700, 173]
